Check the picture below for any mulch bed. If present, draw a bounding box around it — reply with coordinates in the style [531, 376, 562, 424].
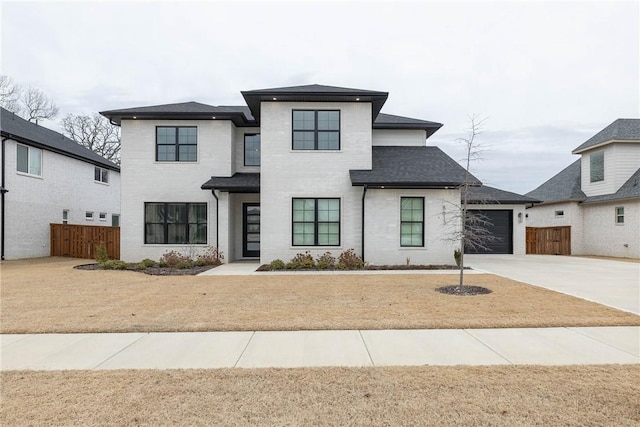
[74, 263, 216, 276]
[256, 264, 469, 272]
[436, 285, 493, 296]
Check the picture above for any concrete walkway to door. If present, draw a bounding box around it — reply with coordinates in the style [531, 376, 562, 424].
[465, 255, 640, 315]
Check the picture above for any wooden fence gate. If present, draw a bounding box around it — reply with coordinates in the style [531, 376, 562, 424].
[526, 226, 571, 255]
[50, 224, 120, 260]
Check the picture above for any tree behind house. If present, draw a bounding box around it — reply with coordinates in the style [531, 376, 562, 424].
[62, 113, 121, 165]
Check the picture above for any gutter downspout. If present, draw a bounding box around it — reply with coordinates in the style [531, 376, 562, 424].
[211, 189, 219, 249]
[361, 185, 367, 262]
[1, 137, 8, 260]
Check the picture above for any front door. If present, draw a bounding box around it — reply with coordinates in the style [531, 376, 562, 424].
[243, 203, 260, 258]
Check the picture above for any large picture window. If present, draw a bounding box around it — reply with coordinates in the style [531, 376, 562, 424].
[590, 151, 604, 183]
[292, 110, 340, 150]
[145, 202, 207, 244]
[17, 144, 42, 176]
[292, 198, 340, 246]
[400, 197, 424, 247]
[156, 126, 197, 162]
[244, 134, 260, 166]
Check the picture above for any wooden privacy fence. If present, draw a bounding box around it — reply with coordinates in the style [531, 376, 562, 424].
[50, 224, 120, 260]
[526, 226, 571, 255]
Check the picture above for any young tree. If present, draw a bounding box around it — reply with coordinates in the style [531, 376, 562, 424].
[443, 115, 498, 293]
[61, 113, 121, 164]
[20, 86, 59, 123]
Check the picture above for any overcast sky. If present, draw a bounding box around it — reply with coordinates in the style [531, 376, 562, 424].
[2, 0, 638, 194]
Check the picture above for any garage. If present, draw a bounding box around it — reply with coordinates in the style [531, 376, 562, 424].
[465, 209, 513, 254]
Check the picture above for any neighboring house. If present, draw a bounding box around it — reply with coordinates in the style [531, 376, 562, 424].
[526, 119, 640, 258]
[0, 108, 121, 260]
[101, 84, 530, 264]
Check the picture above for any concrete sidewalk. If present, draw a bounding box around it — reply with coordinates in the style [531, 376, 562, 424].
[2, 326, 638, 371]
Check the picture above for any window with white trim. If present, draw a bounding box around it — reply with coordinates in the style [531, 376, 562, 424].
[590, 151, 604, 183]
[62, 210, 69, 224]
[85, 211, 94, 221]
[615, 207, 624, 224]
[17, 144, 42, 176]
[99, 212, 107, 221]
[555, 210, 564, 218]
[94, 166, 109, 183]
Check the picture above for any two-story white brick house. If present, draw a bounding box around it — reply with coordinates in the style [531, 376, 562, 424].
[526, 119, 640, 258]
[102, 84, 529, 264]
[0, 107, 121, 260]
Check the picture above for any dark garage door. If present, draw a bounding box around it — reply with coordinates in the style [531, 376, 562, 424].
[465, 210, 513, 254]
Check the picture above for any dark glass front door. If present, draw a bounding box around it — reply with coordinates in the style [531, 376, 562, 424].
[243, 203, 260, 258]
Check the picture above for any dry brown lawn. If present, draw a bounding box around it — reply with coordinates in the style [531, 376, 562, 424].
[2, 365, 639, 426]
[1, 257, 639, 333]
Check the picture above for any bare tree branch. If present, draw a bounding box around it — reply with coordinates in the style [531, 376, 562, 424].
[21, 86, 59, 124]
[61, 113, 121, 165]
[0, 75, 22, 114]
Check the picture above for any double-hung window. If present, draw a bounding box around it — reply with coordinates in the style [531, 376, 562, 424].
[94, 166, 109, 183]
[616, 207, 624, 224]
[244, 134, 261, 166]
[17, 144, 42, 176]
[292, 110, 340, 150]
[400, 197, 424, 247]
[145, 202, 207, 244]
[156, 126, 197, 162]
[292, 198, 340, 246]
[590, 151, 604, 182]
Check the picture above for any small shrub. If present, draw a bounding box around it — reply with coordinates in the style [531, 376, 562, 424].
[95, 242, 109, 264]
[141, 258, 156, 268]
[316, 252, 336, 269]
[338, 248, 364, 270]
[454, 249, 462, 267]
[158, 260, 168, 268]
[100, 260, 128, 270]
[134, 262, 148, 270]
[285, 262, 299, 270]
[175, 260, 192, 269]
[193, 258, 208, 267]
[269, 259, 286, 270]
[159, 250, 193, 268]
[290, 251, 315, 269]
[196, 246, 224, 266]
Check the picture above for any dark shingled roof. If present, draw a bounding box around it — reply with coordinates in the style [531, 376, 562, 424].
[1, 108, 119, 171]
[349, 146, 480, 188]
[526, 160, 585, 203]
[573, 119, 640, 153]
[100, 102, 256, 126]
[582, 168, 640, 204]
[373, 113, 442, 137]
[241, 84, 389, 121]
[201, 173, 260, 192]
[467, 185, 540, 204]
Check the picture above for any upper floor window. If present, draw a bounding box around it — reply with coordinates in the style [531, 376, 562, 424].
[615, 207, 624, 224]
[590, 151, 604, 182]
[292, 110, 340, 150]
[156, 126, 197, 162]
[292, 198, 340, 246]
[400, 197, 424, 247]
[145, 202, 207, 244]
[17, 144, 42, 176]
[94, 166, 109, 183]
[244, 134, 261, 166]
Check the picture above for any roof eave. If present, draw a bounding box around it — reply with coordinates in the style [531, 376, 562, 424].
[100, 111, 257, 127]
[572, 139, 640, 154]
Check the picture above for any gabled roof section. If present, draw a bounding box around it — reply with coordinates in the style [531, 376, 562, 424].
[350, 146, 481, 188]
[526, 160, 585, 204]
[201, 173, 260, 193]
[572, 119, 640, 154]
[582, 168, 640, 204]
[241, 84, 389, 121]
[467, 185, 540, 204]
[100, 102, 256, 126]
[374, 113, 443, 138]
[0, 108, 119, 171]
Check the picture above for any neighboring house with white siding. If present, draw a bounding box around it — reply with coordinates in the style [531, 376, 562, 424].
[0, 108, 121, 260]
[101, 84, 531, 264]
[526, 119, 640, 258]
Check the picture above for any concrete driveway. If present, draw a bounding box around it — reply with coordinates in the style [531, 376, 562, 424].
[465, 255, 640, 315]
